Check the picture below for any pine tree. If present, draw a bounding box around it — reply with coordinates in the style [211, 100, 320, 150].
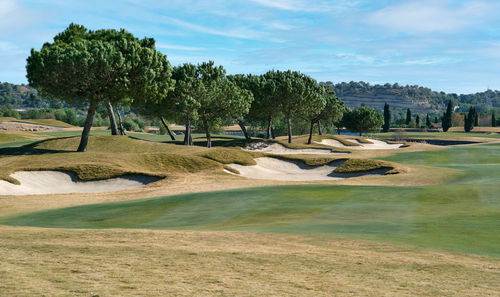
[405, 108, 412, 125]
[442, 101, 453, 132]
[382, 102, 391, 132]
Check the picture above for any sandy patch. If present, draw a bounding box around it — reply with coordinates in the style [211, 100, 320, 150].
[226, 157, 385, 181]
[0, 171, 159, 196]
[317, 138, 403, 150]
[244, 142, 342, 155]
[0, 121, 63, 132]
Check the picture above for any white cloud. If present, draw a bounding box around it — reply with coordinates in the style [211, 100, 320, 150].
[157, 44, 206, 51]
[249, 0, 352, 12]
[157, 16, 265, 40]
[366, 1, 493, 34]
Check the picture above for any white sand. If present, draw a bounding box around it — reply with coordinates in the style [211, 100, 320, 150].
[317, 138, 403, 150]
[226, 157, 385, 181]
[244, 142, 340, 155]
[0, 171, 159, 196]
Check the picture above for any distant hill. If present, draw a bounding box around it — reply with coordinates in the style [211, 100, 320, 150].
[322, 81, 500, 116]
[0, 82, 64, 109]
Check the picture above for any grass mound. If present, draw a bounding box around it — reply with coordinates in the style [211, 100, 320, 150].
[334, 159, 399, 174]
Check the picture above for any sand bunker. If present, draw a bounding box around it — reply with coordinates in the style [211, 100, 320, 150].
[0, 171, 159, 196]
[317, 138, 403, 150]
[244, 142, 341, 155]
[226, 157, 386, 181]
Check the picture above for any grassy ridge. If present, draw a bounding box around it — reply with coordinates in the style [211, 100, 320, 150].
[4, 142, 499, 257]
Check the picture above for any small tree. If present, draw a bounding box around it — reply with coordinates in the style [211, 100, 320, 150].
[405, 108, 412, 125]
[382, 102, 391, 132]
[196, 62, 253, 148]
[492, 111, 497, 127]
[442, 101, 453, 132]
[415, 115, 420, 127]
[343, 107, 383, 136]
[301, 85, 344, 144]
[266, 70, 319, 143]
[426, 114, 431, 128]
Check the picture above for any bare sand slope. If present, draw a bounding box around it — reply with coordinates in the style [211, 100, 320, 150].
[244, 142, 342, 154]
[226, 157, 385, 181]
[317, 138, 403, 150]
[0, 171, 159, 196]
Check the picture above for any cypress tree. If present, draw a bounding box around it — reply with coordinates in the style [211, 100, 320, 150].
[416, 115, 420, 127]
[492, 111, 496, 127]
[426, 114, 431, 128]
[464, 114, 471, 132]
[382, 102, 391, 132]
[473, 107, 479, 126]
[442, 101, 453, 132]
[464, 107, 475, 132]
[434, 116, 438, 123]
[405, 108, 412, 125]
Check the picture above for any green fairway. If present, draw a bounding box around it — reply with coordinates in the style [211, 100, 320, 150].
[2, 142, 500, 257]
[367, 131, 500, 139]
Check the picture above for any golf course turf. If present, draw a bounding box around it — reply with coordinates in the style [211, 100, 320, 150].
[3, 141, 499, 257]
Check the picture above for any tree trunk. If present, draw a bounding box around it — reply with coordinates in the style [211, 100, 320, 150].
[307, 121, 314, 144]
[336, 125, 341, 135]
[238, 120, 250, 140]
[359, 132, 362, 136]
[287, 116, 292, 143]
[160, 117, 176, 141]
[203, 118, 211, 148]
[184, 117, 192, 146]
[266, 116, 272, 139]
[317, 120, 323, 135]
[77, 100, 98, 152]
[106, 102, 118, 135]
[271, 126, 275, 139]
[116, 105, 126, 135]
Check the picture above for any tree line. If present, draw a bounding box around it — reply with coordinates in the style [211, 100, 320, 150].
[26, 24, 390, 151]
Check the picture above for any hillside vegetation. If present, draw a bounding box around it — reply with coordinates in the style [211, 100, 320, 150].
[323, 81, 500, 115]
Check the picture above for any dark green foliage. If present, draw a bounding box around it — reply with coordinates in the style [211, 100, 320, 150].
[442, 101, 453, 132]
[492, 111, 497, 127]
[464, 107, 477, 132]
[382, 103, 391, 132]
[426, 114, 431, 128]
[0, 104, 21, 119]
[342, 107, 383, 136]
[405, 108, 412, 125]
[26, 23, 173, 152]
[415, 115, 420, 127]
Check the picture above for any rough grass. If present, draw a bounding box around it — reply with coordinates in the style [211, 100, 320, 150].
[0, 136, 225, 183]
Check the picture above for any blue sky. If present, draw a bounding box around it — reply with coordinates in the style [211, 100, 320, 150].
[1, 0, 500, 94]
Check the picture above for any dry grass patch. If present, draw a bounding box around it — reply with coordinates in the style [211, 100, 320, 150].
[0, 226, 498, 297]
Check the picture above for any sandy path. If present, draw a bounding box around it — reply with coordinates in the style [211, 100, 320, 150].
[0, 171, 159, 196]
[317, 138, 403, 150]
[244, 142, 342, 154]
[226, 157, 385, 181]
